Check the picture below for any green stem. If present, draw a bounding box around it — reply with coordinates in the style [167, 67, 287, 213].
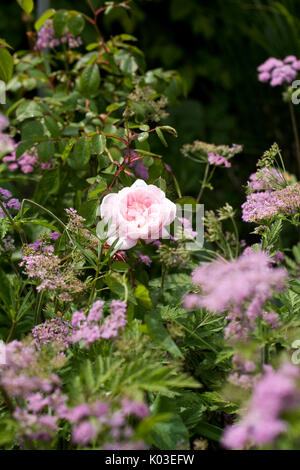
[230, 216, 239, 258]
[0, 199, 26, 244]
[6, 321, 15, 344]
[289, 101, 300, 176]
[20, 199, 67, 232]
[196, 164, 210, 203]
[34, 291, 44, 325]
[173, 318, 218, 354]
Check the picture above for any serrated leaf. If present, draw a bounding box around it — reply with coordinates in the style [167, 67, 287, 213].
[137, 132, 149, 143]
[61, 138, 76, 162]
[16, 139, 34, 158]
[53, 10, 68, 37]
[115, 50, 138, 74]
[67, 14, 85, 36]
[16, 101, 43, 121]
[90, 134, 106, 155]
[145, 311, 183, 358]
[111, 261, 130, 272]
[37, 141, 55, 162]
[21, 120, 44, 141]
[88, 180, 107, 199]
[68, 137, 90, 169]
[80, 64, 100, 96]
[44, 115, 60, 137]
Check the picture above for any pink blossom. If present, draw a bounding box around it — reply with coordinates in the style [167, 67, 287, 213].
[100, 179, 176, 249]
[208, 152, 231, 168]
[222, 364, 300, 449]
[258, 56, 300, 86]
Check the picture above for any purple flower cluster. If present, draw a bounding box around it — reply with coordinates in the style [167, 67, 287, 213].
[242, 183, 300, 223]
[183, 251, 287, 339]
[71, 300, 127, 346]
[32, 318, 71, 350]
[19, 243, 84, 301]
[125, 150, 149, 180]
[65, 207, 85, 230]
[248, 167, 285, 192]
[66, 397, 149, 448]
[258, 56, 300, 86]
[222, 363, 300, 449]
[130, 159, 149, 180]
[208, 152, 231, 168]
[0, 234, 15, 253]
[0, 340, 69, 441]
[136, 250, 152, 267]
[1, 336, 149, 447]
[0, 187, 20, 218]
[228, 354, 258, 390]
[3, 145, 38, 173]
[35, 19, 82, 51]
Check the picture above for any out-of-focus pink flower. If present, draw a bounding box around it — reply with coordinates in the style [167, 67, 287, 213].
[208, 152, 231, 168]
[258, 56, 300, 86]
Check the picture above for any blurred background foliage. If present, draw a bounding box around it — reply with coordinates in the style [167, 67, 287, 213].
[2, 0, 300, 239]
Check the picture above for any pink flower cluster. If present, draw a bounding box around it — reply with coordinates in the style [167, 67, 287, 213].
[35, 19, 82, 51]
[183, 251, 287, 339]
[1, 333, 149, 447]
[66, 398, 149, 448]
[222, 363, 300, 449]
[32, 318, 71, 350]
[3, 145, 38, 173]
[136, 250, 152, 267]
[71, 300, 127, 346]
[228, 354, 258, 390]
[19, 242, 84, 301]
[258, 56, 300, 86]
[242, 183, 300, 223]
[0, 340, 67, 441]
[65, 207, 85, 230]
[248, 167, 285, 192]
[208, 152, 231, 168]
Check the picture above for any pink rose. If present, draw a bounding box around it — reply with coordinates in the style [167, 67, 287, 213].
[100, 179, 176, 249]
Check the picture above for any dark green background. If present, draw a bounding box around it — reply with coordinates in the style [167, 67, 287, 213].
[2, 0, 300, 231]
